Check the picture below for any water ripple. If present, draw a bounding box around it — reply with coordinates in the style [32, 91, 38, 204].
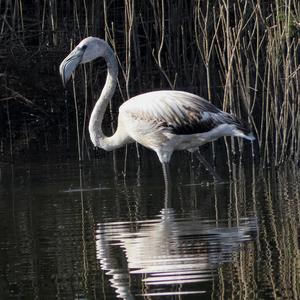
[96, 209, 257, 298]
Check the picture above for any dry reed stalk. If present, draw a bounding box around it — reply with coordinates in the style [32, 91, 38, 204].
[5, 102, 13, 159]
[49, 0, 57, 46]
[72, 74, 82, 161]
[81, 65, 90, 160]
[146, 0, 176, 88]
[123, 0, 136, 175]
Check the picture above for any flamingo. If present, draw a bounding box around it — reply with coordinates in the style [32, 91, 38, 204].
[59, 37, 254, 184]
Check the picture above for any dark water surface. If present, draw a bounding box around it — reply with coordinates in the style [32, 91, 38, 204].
[0, 152, 299, 299]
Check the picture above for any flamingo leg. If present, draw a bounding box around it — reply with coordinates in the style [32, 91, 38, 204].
[161, 162, 171, 207]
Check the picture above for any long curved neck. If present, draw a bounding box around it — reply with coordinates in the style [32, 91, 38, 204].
[88, 47, 126, 151]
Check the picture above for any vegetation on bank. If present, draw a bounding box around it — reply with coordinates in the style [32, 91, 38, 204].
[0, 0, 299, 165]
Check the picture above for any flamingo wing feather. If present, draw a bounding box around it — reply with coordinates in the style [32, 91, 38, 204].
[120, 90, 246, 136]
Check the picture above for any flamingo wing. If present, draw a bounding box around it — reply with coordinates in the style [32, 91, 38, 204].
[120, 90, 249, 136]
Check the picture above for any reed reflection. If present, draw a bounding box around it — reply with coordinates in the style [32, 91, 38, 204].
[255, 164, 300, 299]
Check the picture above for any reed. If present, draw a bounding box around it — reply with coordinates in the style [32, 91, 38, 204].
[0, 0, 299, 164]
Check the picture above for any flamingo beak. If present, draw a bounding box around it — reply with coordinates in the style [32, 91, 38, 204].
[59, 46, 86, 86]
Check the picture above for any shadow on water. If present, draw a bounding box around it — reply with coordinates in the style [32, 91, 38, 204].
[0, 152, 299, 299]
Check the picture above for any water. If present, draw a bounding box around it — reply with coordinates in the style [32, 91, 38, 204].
[0, 151, 299, 299]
